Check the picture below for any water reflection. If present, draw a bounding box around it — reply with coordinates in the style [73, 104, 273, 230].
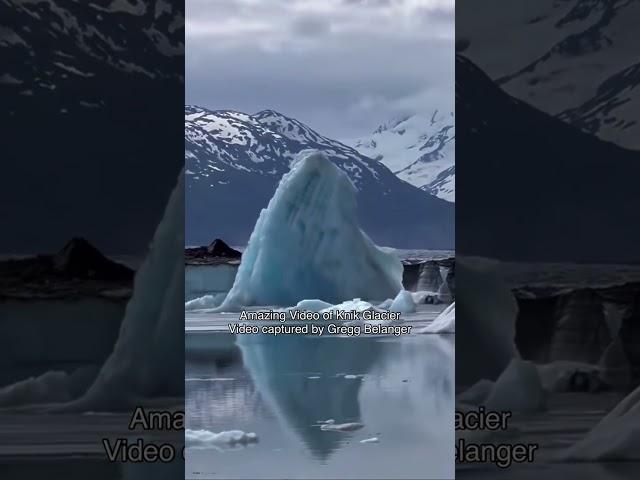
[186, 332, 454, 479]
[237, 334, 385, 460]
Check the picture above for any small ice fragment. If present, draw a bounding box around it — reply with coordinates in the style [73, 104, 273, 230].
[186, 429, 259, 448]
[320, 422, 364, 432]
[360, 437, 380, 444]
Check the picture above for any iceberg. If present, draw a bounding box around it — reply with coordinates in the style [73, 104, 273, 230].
[218, 152, 403, 310]
[75, 169, 185, 409]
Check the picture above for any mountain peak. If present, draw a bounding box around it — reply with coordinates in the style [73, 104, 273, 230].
[51, 237, 132, 280]
[207, 239, 242, 258]
[184, 106, 454, 248]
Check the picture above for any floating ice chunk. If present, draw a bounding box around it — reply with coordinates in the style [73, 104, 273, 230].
[485, 359, 546, 413]
[186, 429, 259, 448]
[561, 384, 640, 461]
[420, 302, 455, 333]
[389, 289, 416, 314]
[320, 422, 364, 432]
[218, 152, 403, 310]
[321, 298, 383, 314]
[290, 299, 334, 312]
[185, 293, 226, 310]
[360, 437, 380, 444]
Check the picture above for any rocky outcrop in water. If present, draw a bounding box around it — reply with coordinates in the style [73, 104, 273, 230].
[185, 239, 241, 266]
[0, 238, 133, 300]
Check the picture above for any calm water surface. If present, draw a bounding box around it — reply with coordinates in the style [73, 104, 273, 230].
[185, 306, 454, 479]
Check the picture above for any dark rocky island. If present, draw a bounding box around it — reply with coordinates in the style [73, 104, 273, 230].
[0, 237, 134, 300]
[185, 238, 242, 266]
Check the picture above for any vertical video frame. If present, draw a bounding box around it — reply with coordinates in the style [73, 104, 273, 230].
[184, 0, 456, 478]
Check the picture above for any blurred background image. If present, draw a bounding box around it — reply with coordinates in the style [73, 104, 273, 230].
[0, 2, 184, 478]
[456, 1, 640, 478]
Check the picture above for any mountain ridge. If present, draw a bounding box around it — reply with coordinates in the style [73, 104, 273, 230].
[185, 105, 454, 250]
[345, 111, 455, 201]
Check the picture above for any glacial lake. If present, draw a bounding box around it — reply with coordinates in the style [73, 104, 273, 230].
[185, 305, 455, 479]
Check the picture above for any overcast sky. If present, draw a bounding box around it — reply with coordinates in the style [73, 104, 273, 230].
[186, 0, 454, 139]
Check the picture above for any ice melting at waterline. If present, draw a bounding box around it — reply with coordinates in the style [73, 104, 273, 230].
[218, 152, 404, 310]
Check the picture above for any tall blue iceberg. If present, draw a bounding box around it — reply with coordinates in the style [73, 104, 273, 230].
[219, 152, 403, 309]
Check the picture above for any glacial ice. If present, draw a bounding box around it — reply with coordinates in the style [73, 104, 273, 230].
[485, 359, 546, 413]
[290, 299, 334, 312]
[389, 290, 417, 314]
[561, 384, 640, 461]
[0, 367, 96, 408]
[457, 359, 546, 414]
[218, 152, 403, 310]
[420, 302, 455, 333]
[185, 293, 226, 311]
[71, 169, 185, 410]
[456, 257, 519, 388]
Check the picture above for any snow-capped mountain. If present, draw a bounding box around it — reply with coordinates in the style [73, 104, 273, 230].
[1, 0, 184, 253]
[458, 0, 640, 150]
[456, 54, 640, 263]
[346, 111, 455, 202]
[185, 106, 454, 249]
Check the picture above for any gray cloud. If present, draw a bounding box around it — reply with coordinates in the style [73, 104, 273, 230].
[290, 15, 332, 37]
[186, 0, 454, 139]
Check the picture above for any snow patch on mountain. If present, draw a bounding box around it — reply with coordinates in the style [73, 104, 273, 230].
[346, 111, 455, 201]
[458, 0, 640, 150]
